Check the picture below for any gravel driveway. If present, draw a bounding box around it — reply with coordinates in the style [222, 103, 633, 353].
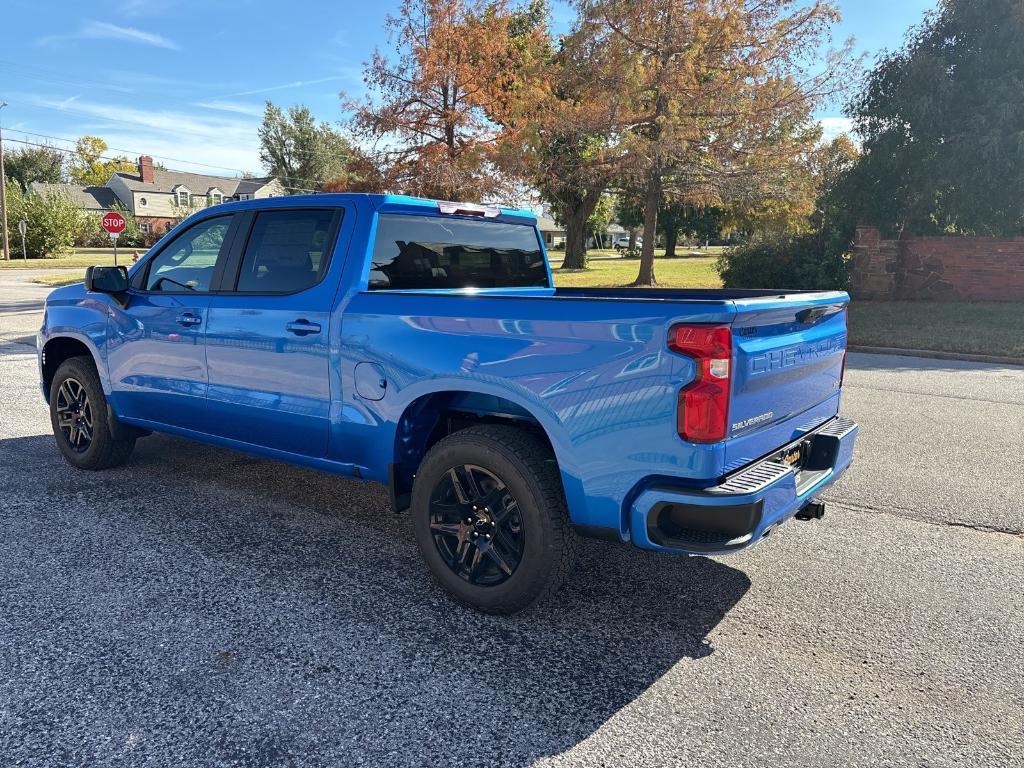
[0, 291, 1021, 766]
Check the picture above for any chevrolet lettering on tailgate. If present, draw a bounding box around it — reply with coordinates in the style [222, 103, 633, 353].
[750, 335, 845, 375]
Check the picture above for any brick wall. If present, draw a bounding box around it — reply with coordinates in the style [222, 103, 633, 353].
[136, 216, 176, 233]
[850, 226, 1024, 301]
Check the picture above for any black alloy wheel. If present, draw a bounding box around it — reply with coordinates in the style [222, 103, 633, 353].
[55, 376, 93, 453]
[49, 356, 136, 470]
[411, 424, 576, 614]
[428, 464, 525, 586]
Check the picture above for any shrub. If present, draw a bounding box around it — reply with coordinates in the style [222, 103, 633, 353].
[715, 233, 850, 291]
[76, 208, 149, 249]
[1, 179, 83, 258]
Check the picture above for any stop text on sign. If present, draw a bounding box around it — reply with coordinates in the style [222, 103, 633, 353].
[102, 212, 127, 234]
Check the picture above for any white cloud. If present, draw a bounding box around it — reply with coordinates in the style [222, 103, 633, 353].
[819, 116, 854, 142]
[21, 95, 263, 175]
[101, 130, 264, 177]
[194, 100, 266, 118]
[119, 0, 181, 15]
[81, 21, 180, 50]
[220, 76, 344, 98]
[37, 21, 180, 51]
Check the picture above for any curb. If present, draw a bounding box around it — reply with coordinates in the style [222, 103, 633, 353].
[848, 345, 1024, 367]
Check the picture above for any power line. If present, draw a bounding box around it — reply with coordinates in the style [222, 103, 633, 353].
[3, 125, 349, 190]
[2, 137, 320, 194]
[0, 60, 136, 95]
[2, 97, 257, 149]
[9, 128, 259, 176]
[3, 99, 340, 187]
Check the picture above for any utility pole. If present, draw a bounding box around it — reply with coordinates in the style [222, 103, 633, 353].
[0, 101, 9, 261]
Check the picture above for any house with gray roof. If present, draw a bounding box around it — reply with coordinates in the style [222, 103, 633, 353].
[535, 215, 565, 249]
[28, 182, 120, 213]
[106, 156, 285, 235]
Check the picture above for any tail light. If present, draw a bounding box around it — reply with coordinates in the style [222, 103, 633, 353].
[669, 324, 732, 443]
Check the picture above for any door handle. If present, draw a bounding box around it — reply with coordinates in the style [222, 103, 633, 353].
[176, 313, 202, 327]
[286, 319, 321, 336]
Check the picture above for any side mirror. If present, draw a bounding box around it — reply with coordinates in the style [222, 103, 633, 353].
[85, 265, 129, 299]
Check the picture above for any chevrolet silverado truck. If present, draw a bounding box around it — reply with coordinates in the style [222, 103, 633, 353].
[38, 194, 858, 614]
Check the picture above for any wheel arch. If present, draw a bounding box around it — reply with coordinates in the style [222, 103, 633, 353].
[390, 386, 582, 518]
[41, 335, 103, 402]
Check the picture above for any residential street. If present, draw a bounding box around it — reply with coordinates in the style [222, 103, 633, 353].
[0, 286, 1021, 767]
[0, 270, 53, 345]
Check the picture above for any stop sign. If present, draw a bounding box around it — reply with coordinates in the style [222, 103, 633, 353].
[101, 211, 127, 234]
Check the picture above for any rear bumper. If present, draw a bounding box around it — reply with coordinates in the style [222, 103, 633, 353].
[630, 417, 858, 555]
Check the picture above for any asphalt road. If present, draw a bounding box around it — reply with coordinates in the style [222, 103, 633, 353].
[1, 280, 1021, 767]
[0, 270, 53, 345]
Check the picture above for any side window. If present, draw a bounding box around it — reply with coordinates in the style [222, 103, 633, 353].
[144, 216, 232, 292]
[369, 214, 549, 290]
[235, 210, 337, 293]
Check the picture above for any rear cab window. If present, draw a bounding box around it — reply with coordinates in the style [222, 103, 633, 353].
[369, 214, 549, 290]
[234, 209, 338, 294]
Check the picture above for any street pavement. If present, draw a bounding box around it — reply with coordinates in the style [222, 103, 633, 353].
[0, 270, 54, 344]
[0, 278, 1021, 767]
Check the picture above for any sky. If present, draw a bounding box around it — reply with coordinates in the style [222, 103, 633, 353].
[1, 0, 937, 179]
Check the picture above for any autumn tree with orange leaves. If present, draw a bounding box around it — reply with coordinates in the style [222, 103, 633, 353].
[571, 0, 853, 285]
[347, 0, 547, 201]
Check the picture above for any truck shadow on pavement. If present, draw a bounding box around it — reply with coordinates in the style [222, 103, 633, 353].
[1, 432, 751, 767]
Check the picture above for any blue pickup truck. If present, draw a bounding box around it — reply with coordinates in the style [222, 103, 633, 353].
[38, 194, 858, 613]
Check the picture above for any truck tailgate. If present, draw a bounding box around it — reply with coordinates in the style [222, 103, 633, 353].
[727, 294, 848, 446]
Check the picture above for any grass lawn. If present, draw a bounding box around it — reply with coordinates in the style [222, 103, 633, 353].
[1, 248, 135, 269]
[847, 301, 1024, 359]
[552, 254, 722, 288]
[33, 273, 89, 286]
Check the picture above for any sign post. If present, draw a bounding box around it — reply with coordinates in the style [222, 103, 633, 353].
[17, 219, 27, 261]
[101, 212, 127, 266]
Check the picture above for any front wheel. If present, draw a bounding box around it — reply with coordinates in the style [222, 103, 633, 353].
[412, 425, 576, 615]
[49, 356, 135, 470]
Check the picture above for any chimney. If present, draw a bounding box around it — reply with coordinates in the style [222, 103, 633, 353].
[138, 155, 154, 184]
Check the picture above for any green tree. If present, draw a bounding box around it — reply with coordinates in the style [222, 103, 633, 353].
[69, 136, 136, 187]
[572, 0, 851, 285]
[529, 133, 616, 268]
[1, 179, 84, 258]
[658, 201, 686, 258]
[586, 193, 614, 249]
[614, 195, 644, 251]
[507, 33, 620, 269]
[258, 102, 359, 192]
[846, 0, 1024, 235]
[716, 136, 861, 291]
[5, 144, 65, 189]
[681, 206, 726, 248]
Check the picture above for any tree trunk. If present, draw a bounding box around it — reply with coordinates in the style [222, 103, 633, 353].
[562, 208, 590, 269]
[628, 229, 638, 250]
[632, 172, 662, 286]
[664, 227, 678, 259]
[560, 191, 601, 270]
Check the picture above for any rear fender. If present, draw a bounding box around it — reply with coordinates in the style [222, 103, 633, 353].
[387, 378, 585, 524]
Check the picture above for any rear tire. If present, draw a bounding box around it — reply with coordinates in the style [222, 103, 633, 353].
[412, 424, 576, 615]
[50, 356, 135, 470]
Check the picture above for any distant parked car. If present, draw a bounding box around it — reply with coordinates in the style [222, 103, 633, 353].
[613, 235, 641, 250]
